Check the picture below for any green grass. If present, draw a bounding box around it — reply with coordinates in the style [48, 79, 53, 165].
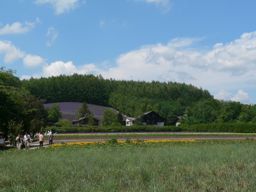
[1, 142, 256, 191]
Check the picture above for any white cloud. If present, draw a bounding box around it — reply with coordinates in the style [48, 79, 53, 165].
[138, 0, 171, 11]
[0, 41, 25, 63]
[43, 61, 98, 77]
[35, 31, 256, 102]
[143, 0, 170, 6]
[0, 40, 44, 68]
[214, 90, 231, 101]
[46, 27, 59, 47]
[16, 31, 256, 103]
[0, 19, 39, 35]
[231, 90, 250, 103]
[35, 0, 81, 15]
[92, 31, 256, 103]
[23, 54, 45, 68]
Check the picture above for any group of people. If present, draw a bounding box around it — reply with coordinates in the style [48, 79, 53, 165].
[15, 130, 54, 149]
[15, 133, 31, 149]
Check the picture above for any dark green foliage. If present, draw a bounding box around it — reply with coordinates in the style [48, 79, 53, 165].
[0, 70, 46, 139]
[217, 101, 242, 122]
[50, 123, 256, 133]
[107, 138, 118, 144]
[102, 109, 121, 126]
[22, 74, 213, 124]
[20, 74, 256, 127]
[50, 125, 181, 133]
[77, 102, 91, 118]
[47, 104, 61, 123]
[185, 99, 220, 124]
[0, 68, 21, 87]
[55, 119, 72, 127]
[182, 123, 256, 133]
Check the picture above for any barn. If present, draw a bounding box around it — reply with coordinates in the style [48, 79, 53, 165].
[137, 111, 165, 126]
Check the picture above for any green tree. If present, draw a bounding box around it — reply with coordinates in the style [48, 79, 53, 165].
[102, 109, 121, 126]
[77, 102, 91, 118]
[0, 69, 46, 139]
[217, 102, 242, 122]
[47, 104, 61, 123]
[185, 99, 220, 124]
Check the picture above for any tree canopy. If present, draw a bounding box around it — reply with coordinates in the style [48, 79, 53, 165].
[0, 69, 46, 139]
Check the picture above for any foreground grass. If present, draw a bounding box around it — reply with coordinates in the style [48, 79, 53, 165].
[1, 142, 256, 191]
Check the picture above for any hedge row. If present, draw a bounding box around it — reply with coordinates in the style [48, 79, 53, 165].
[49, 125, 182, 133]
[182, 123, 256, 133]
[48, 123, 256, 133]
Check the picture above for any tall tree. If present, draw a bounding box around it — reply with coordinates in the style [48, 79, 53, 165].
[102, 109, 121, 126]
[47, 104, 61, 123]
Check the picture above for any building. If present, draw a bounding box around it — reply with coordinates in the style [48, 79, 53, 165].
[137, 111, 165, 126]
[123, 116, 136, 126]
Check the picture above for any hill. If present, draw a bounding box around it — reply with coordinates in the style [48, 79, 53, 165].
[22, 74, 212, 125]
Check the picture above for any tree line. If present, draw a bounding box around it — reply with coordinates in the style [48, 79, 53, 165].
[22, 74, 256, 125]
[2, 70, 256, 140]
[22, 74, 212, 124]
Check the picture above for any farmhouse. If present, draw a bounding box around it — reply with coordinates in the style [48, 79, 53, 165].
[137, 111, 165, 126]
[44, 103, 167, 127]
[122, 115, 136, 126]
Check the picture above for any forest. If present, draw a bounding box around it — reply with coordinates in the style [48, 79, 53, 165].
[22, 73, 256, 125]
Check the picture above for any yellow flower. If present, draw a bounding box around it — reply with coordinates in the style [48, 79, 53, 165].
[51, 139, 196, 148]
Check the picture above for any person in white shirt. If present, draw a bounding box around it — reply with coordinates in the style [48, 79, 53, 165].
[24, 133, 31, 149]
[38, 132, 44, 147]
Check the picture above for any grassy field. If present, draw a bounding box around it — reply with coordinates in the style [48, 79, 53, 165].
[1, 141, 256, 191]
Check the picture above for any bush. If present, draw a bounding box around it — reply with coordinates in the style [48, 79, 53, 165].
[48, 125, 181, 133]
[47, 123, 256, 133]
[107, 138, 118, 144]
[181, 123, 256, 133]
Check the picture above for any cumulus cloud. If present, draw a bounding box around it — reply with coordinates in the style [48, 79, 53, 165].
[35, 0, 81, 15]
[28, 31, 256, 104]
[23, 54, 45, 68]
[214, 90, 231, 101]
[9, 31, 256, 103]
[97, 32, 256, 96]
[0, 19, 39, 35]
[43, 61, 98, 77]
[0, 41, 44, 68]
[231, 90, 250, 103]
[46, 27, 59, 47]
[0, 41, 25, 63]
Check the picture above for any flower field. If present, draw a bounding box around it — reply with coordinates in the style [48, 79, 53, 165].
[51, 139, 196, 147]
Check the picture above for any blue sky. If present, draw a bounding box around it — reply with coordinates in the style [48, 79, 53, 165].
[1, 0, 256, 103]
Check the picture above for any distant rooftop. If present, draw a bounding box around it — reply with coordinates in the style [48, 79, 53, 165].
[44, 102, 117, 121]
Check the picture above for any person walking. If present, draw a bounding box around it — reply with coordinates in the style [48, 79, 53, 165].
[16, 134, 22, 149]
[24, 133, 31, 149]
[38, 132, 44, 147]
[48, 130, 53, 145]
